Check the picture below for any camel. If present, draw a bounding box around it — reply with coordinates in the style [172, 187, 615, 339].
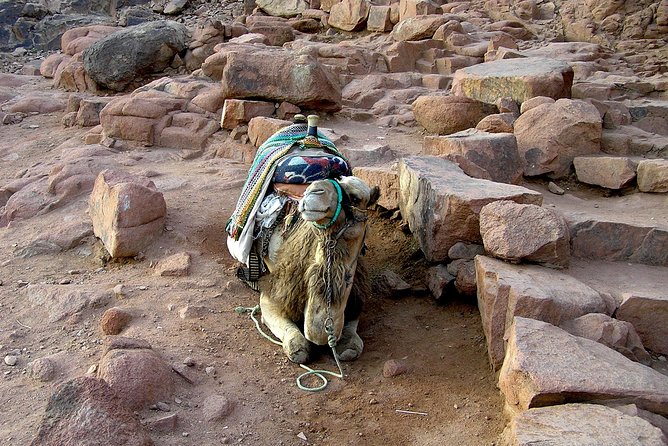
[257, 176, 380, 364]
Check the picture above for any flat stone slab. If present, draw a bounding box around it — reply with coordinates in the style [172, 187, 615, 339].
[499, 317, 668, 417]
[451, 57, 574, 105]
[533, 185, 668, 267]
[574, 156, 638, 189]
[502, 403, 668, 446]
[398, 156, 543, 262]
[476, 256, 614, 369]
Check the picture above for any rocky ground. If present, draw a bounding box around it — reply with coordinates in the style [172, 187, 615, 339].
[1, 0, 668, 445]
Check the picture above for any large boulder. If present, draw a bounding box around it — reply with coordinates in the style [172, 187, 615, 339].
[83, 21, 189, 91]
[391, 15, 448, 41]
[451, 57, 573, 105]
[89, 170, 167, 258]
[412, 95, 497, 135]
[398, 156, 542, 262]
[424, 129, 523, 184]
[574, 156, 638, 189]
[98, 342, 175, 411]
[255, 0, 308, 17]
[499, 317, 668, 417]
[475, 256, 614, 369]
[637, 159, 668, 193]
[501, 404, 668, 446]
[328, 0, 371, 32]
[479, 200, 570, 268]
[514, 99, 603, 178]
[206, 45, 341, 112]
[31, 377, 153, 446]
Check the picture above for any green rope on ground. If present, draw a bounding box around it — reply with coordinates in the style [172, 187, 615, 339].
[234, 305, 345, 392]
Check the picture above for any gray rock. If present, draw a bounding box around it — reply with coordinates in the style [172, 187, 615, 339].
[448, 242, 484, 261]
[202, 394, 234, 422]
[4, 355, 17, 366]
[426, 264, 454, 300]
[83, 21, 188, 91]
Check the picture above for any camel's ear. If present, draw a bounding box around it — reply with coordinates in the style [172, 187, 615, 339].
[368, 186, 380, 207]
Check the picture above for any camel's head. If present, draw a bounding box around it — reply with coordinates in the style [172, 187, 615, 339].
[298, 177, 380, 229]
[297, 176, 379, 346]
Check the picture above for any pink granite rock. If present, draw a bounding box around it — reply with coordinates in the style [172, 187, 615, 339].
[479, 200, 570, 267]
[89, 170, 166, 258]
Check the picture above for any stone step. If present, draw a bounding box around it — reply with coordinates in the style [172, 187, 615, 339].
[398, 156, 543, 262]
[567, 259, 668, 357]
[502, 404, 668, 446]
[475, 256, 615, 369]
[535, 185, 668, 266]
[499, 317, 668, 418]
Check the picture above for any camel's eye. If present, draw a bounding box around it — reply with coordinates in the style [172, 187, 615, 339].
[350, 196, 361, 205]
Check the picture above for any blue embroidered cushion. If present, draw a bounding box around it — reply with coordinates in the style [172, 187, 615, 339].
[272, 154, 351, 184]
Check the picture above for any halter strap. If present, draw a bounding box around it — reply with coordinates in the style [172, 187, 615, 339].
[312, 179, 343, 230]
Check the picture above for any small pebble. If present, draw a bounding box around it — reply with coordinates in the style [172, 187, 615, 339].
[4, 355, 18, 366]
[659, 355, 666, 362]
[183, 357, 195, 367]
[182, 432, 189, 437]
[205, 366, 216, 375]
[156, 401, 171, 412]
[87, 364, 98, 375]
[383, 359, 407, 378]
[547, 181, 565, 195]
[454, 404, 459, 409]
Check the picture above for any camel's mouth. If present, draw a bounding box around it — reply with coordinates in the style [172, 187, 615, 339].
[300, 208, 330, 222]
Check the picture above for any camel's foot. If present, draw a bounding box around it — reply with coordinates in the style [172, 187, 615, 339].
[284, 327, 311, 364]
[335, 327, 364, 361]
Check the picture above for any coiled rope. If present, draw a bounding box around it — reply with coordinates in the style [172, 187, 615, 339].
[234, 305, 344, 392]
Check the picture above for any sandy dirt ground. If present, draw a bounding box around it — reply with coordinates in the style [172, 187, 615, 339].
[0, 81, 506, 445]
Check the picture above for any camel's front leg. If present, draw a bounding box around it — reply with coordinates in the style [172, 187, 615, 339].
[260, 293, 312, 364]
[335, 319, 364, 361]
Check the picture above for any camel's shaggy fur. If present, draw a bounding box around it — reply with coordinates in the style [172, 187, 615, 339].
[261, 219, 368, 323]
[257, 177, 378, 362]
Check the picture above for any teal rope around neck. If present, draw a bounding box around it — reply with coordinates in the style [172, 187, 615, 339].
[312, 179, 343, 230]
